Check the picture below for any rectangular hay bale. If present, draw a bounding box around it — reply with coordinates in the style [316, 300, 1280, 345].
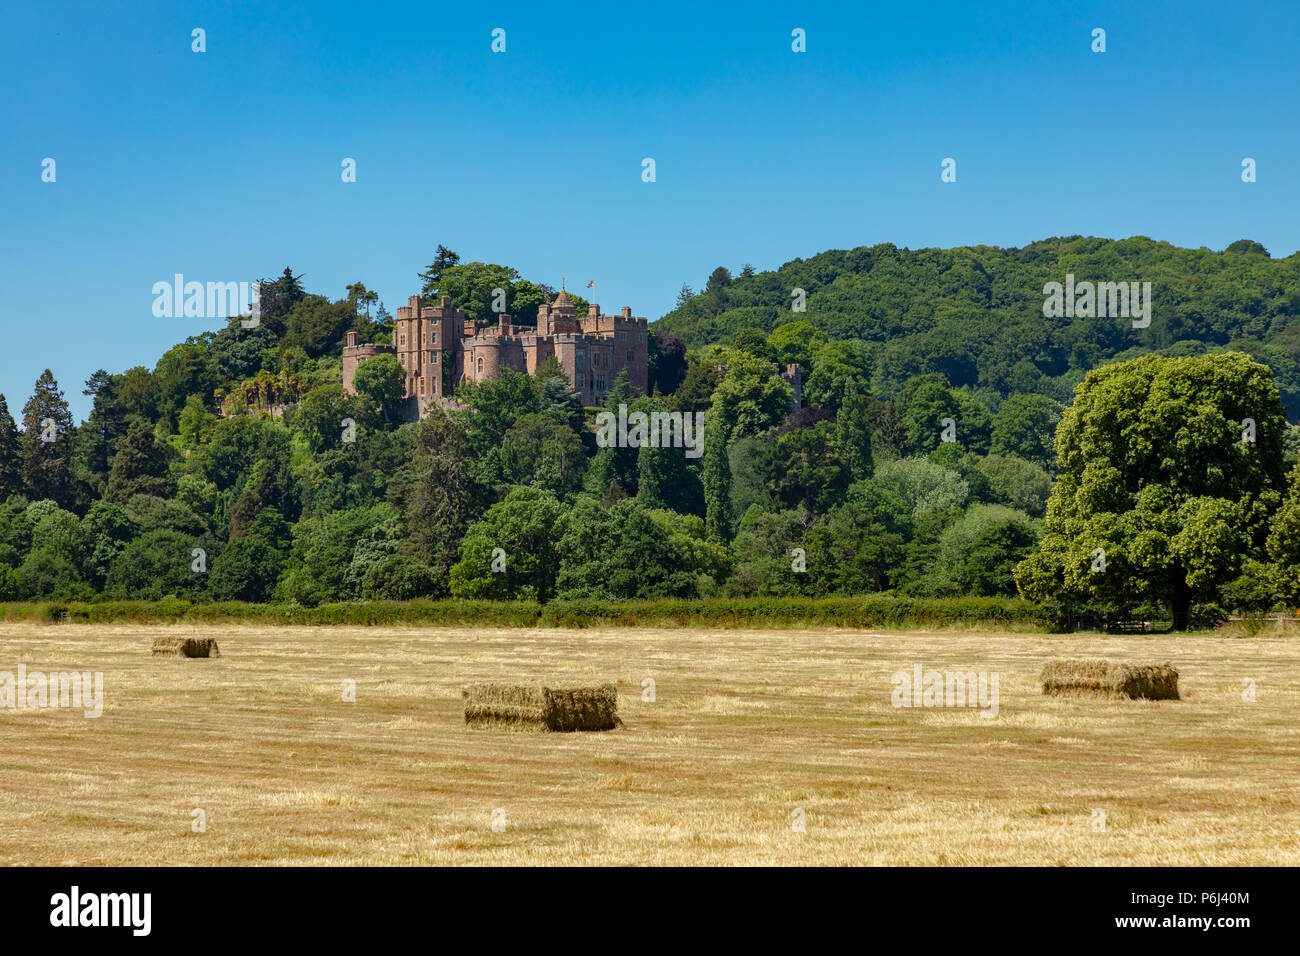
[151, 636, 221, 658]
[463, 682, 619, 731]
[1040, 658, 1178, 700]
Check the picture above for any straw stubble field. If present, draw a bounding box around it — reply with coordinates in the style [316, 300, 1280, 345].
[1, 622, 1297, 865]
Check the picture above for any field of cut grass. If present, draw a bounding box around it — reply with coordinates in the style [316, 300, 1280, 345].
[1, 622, 1297, 865]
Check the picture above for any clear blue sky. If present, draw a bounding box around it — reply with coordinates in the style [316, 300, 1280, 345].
[2, 0, 1297, 420]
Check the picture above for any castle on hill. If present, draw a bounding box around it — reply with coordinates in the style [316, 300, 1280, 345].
[343, 288, 649, 419]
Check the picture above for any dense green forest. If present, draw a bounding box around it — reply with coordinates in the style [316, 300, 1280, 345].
[2, 238, 1299, 627]
[656, 236, 1300, 419]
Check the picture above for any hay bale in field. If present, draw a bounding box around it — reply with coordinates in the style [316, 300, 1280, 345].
[463, 683, 620, 731]
[1040, 659, 1178, 700]
[151, 636, 221, 659]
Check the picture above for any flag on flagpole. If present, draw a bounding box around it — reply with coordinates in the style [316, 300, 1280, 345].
[586, 280, 595, 288]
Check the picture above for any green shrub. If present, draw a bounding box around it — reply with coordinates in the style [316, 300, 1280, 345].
[0, 595, 1049, 629]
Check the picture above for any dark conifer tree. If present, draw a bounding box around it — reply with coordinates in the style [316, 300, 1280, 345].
[21, 370, 75, 507]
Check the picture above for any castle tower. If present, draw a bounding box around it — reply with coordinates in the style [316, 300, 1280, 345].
[342, 329, 396, 395]
[395, 293, 469, 404]
[539, 287, 581, 336]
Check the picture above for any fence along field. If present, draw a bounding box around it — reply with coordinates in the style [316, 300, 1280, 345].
[1, 621, 1296, 865]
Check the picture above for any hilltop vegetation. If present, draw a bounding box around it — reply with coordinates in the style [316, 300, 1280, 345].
[1, 238, 1300, 627]
[656, 237, 1300, 418]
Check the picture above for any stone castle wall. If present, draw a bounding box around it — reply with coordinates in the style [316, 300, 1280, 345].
[342, 291, 650, 419]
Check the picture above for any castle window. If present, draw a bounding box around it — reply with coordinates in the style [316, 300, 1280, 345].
[596, 376, 606, 391]
[399, 335, 406, 346]
[477, 356, 483, 373]
[626, 351, 634, 363]
[577, 375, 585, 388]
[618, 331, 625, 340]
[576, 352, 585, 367]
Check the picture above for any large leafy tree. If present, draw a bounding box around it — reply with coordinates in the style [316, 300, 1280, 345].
[802, 340, 875, 413]
[210, 318, 277, 380]
[1015, 353, 1287, 628]
[275, 503, 397, 605]
[448, 486, 567, 601]
[764, 419, 849, 515]
[105, 529, 209, 600]
[874, 457, 970, 520]
[937, 504, 1040, 597]
[767, 321, 828, 375]
[82, 500, 139, 589]
[900, 375, 991, 456]
[1265, 463, 1300, 605]
[455, 369, 542, 482]
[974, 454, 1053, 518]
[990, 394, 1063, 469]
[802, 499, 908, 595]
[352, 354, 407, 419]
[283, 294, 360, 357]
[501, 412, 586, 498]
[427, 262, 591, 325]
[15, 505, 93, 599]
[209, 510, 289, 601]
[710, 352, 793, 442]
[555, 498, 700, 599]
[154, 343, 221, 425]
[291, 385, 375, 456]
[728, 506, 810, 596]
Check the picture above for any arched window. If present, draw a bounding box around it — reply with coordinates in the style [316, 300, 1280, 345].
[477, 356, 483, 373]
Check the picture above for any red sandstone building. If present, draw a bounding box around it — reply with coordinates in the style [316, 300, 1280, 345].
[343, 289, 649, 418]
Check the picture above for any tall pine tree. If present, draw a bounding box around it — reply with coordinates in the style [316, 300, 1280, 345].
[21, 370, 74, 507]
[105, 420, 173, 503]
[836, 380, 875, 482]
[702, 410, 732, 542]
[0, 395, 21, 500]
[418, 245, 461, 297]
